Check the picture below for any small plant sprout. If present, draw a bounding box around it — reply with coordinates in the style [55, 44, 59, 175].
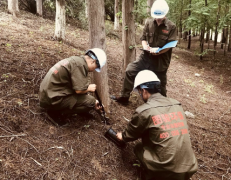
[133, 163, 140, 167]
[184, 79, 192, 83]
[220, 75, 223, 85]
[200, 94, 207, 103]
[6, 43, 11, 47]
[129, 46, 134, 49]
[205, 84, 214, 93]
[84, 125, 90, 128]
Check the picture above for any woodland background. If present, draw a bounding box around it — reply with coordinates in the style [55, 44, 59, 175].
[0, 0, 231, 179]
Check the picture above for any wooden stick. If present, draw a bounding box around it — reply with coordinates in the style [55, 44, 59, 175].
[0, 134, 26, 138]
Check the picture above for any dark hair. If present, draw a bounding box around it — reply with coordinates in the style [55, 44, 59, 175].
[85, 50, 100, 68]
[138, 81, 161, 94]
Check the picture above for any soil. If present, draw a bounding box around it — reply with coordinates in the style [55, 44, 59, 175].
[0, 9, 231, 180]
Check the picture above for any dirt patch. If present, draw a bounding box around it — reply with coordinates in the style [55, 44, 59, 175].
[0, 9, 231, 180]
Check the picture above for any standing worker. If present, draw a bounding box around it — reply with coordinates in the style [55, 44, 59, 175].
[39, 48, 106, 125]
[111, 0, 177, 104]
[116, 70, 198, 180]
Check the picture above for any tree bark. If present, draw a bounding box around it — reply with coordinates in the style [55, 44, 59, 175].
[85, 0, 88, 18]
[147, 0, 154, 15]
[88, 0, 110, 113]
[54, 0, 66, 41]
[187, 0, 191, 49]
[179, 0, 184, 39]
[214, 0, 220, 57]
[122, 0, 136, 72]
[221, 28, 225, 49]
[8, 0, 19, 17]
[36, 0, 43, 16]
[228, 25, 231, 52]
[114, 0, 120, 30]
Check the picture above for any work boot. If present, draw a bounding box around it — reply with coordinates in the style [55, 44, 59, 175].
[46, 110, 69, 126]
[110, 95, 129, 105]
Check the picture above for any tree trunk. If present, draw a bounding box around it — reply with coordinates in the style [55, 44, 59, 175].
[36, 0, 43, 16]
[122, 0, 136, 72]
[85, 0, 88, 18]
[8, 0, 19, 17]
[114, 0, 120, 30]
[214, 0, 220, 57]
[221, 28, 225, 49]
[147, 0, 154, 15]
[200, 29, 205, 60]
[88, 0, 110, 113]
[207, 28, 210, 49]
[188, 30, 191, 49]
[223, 27, 228, 56]
[187, 0, 191, 49]
[228, 25, 231, 52]
[54, 0, 66, 41]
[210, 30, 213, 40]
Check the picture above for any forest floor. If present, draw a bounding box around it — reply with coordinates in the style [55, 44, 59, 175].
[0, 9, 231, 180]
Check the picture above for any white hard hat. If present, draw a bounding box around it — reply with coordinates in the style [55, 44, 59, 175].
[133, 70, 160, 90]
[86, 48, 107, 72]
[151, 0, 169, 19]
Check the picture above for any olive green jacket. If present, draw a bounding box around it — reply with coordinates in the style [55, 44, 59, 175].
[140, 18, 177, 71]
[122, 93, 198, 173]
[39, 56, 89, 109]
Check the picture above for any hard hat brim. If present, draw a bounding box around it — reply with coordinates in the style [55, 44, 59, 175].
[95, 68, 100, 72]
[151, 14, 166, 19]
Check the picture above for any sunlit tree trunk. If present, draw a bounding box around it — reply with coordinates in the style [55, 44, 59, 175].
[8, 0, 19, 17]
[114, 0, 120, 30]
[85, 0, 88, 18]
[228, 25, 231, 52]
[88, 0, 110, 113]
[36, 0, 43, 16]
[54, 0, 66, 41]
[122, 0, 136, 72]
[214, 0, 221, 57]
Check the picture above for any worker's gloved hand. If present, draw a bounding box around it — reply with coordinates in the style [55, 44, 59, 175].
[95, 100, 102, 112]
[87, 84, 97, 92]
[150, 47, 159, 54]
[143, 44, 151, 50]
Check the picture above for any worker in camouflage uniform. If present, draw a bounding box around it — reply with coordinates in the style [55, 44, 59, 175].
[39, 48, 106, 125]
[116, 70, 198, 180]
[111, 0, 177, 104]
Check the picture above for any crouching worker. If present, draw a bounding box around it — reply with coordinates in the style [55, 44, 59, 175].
[39, 48, 107, 126]
[116, 70, 198, 180]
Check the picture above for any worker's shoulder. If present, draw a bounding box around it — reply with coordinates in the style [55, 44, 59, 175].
[67, 55, 84, 61]
[165, 18, 176, 28]
[136, 96, 181, 114]
[66, 56, 86, 65]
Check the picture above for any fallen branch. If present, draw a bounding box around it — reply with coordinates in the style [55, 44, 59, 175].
[123, 116, 130, 122]
[31, 157, 42, 166]
[0, 134, 26, 138]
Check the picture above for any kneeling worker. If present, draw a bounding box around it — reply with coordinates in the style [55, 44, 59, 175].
[116, 70, 198, 180]
[39, 48, 106, 125]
